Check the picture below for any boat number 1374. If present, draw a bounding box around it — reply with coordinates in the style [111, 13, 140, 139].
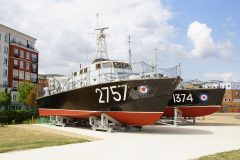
[172, 93, 193, 103]
[95, 85, 127, 103]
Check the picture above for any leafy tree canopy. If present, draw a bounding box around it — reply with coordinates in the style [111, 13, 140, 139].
[17, 82, 36, 107]
[0, 88, 11, 107]
[25, 89, 37, 107]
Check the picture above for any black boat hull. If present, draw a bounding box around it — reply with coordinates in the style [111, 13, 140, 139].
[163, 88, 225, 117]
[38, 78, 181, 112]
[38, 78, 181, 125]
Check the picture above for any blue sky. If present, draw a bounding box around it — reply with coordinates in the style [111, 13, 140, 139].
[161, 0, 240, 81]
[170, 0, 240, 54]
[0, 0, 239, 81]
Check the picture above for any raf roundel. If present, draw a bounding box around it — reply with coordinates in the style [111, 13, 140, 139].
[138, 86, 148, 94]
[199, 94, 208, 102]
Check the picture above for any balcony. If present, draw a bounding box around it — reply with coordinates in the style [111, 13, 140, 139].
[13, 76, 18, 80]
[11, 87, 17, 90]
[10, 40, 38, 51]
[32, 57, 38, 62]
[32, 70, 37, 73]
[31, 67, 37, 73]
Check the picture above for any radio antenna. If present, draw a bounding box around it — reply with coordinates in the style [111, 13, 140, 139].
[128, 35, 132, 65]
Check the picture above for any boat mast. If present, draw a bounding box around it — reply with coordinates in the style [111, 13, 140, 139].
[155, 48, 158, 76]
[95, 13, 108, 60]
[128, 35, 132, 65]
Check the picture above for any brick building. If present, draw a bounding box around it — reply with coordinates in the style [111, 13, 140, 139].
[37, 74, 48, 97]
[0, 24, 38, 101]
[202, 81, 240, 112]
[37, 74, 66, 98]
[220, 82, 240, 112]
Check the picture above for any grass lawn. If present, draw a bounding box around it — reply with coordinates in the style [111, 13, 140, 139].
[196, 149, 240, 160]
[0, 125, 89, 153]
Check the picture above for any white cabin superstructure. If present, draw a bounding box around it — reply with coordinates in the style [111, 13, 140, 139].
[60, 59, 136, 92]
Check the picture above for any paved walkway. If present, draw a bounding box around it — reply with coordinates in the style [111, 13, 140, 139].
[0, 124, 240, 160]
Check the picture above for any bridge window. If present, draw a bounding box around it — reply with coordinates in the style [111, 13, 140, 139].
[84, 68, 88, 73]
[113, 62, 131, 69]
[102, 62, 112, 68]
[96, 63, 101, 69]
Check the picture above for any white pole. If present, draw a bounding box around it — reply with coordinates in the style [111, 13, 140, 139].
[155, 48, 158, 76]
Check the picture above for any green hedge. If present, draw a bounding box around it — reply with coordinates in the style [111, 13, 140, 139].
[0, 110, 38, 124]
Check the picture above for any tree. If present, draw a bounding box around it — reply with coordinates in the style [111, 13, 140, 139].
[17, 82, 36, 107]
[0, 88, 11, 107]
[25, 89, 37, 107]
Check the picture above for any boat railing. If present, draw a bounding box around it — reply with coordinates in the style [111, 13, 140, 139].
[49, 62, 181, 94]
[131, 62, 181, 78]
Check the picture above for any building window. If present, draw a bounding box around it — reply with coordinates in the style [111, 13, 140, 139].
[14, 59, 18, 67]
[3, 81, 8, 87]
[20, 50, 24, 58]
[31, 73, 37, 83]
[26, 52, 30, 59]
[25, 72, 30, 80]
[4, 46, 8, 54]
[19, 71, 24, 80]
[4, 34, 8, 43]
[11, 36, 17, 43]
[20, 61, 24, 69]
[19, 81, 23, 87]
[13, 69, 18, 79]
[3, 69, 7, 77]
[13, 81, 18, 88]
[32, 54, 37, 62]
[31, 54, 37, 62]
[3, 58, 8, 66]
[14, 48, 18, 56]
[32, 64, 37, 72]
[26, 62, 30, 70]
[12, 94, 17, 101]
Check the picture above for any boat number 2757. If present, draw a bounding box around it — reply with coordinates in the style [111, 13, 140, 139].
[172, 93, 193, 103]
[95, 85, 127, 103]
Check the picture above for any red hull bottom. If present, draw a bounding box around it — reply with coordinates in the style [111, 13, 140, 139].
[39, 108, 163, 126]
[163, 105, 220, 117]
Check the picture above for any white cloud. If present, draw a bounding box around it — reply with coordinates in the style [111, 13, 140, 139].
[204, 72, 240, 82]
[187, 22, 217, 58]
[223, 16, 235, 27]
[0, 0, 176, 75]
[226, 31, 236, 38]
[169, 21, 233, 59]
[216, 40, 233, 57]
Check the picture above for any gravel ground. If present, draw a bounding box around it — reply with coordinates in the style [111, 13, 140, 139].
[0, 113, 240, 160]
[196, 113, 240, 125]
